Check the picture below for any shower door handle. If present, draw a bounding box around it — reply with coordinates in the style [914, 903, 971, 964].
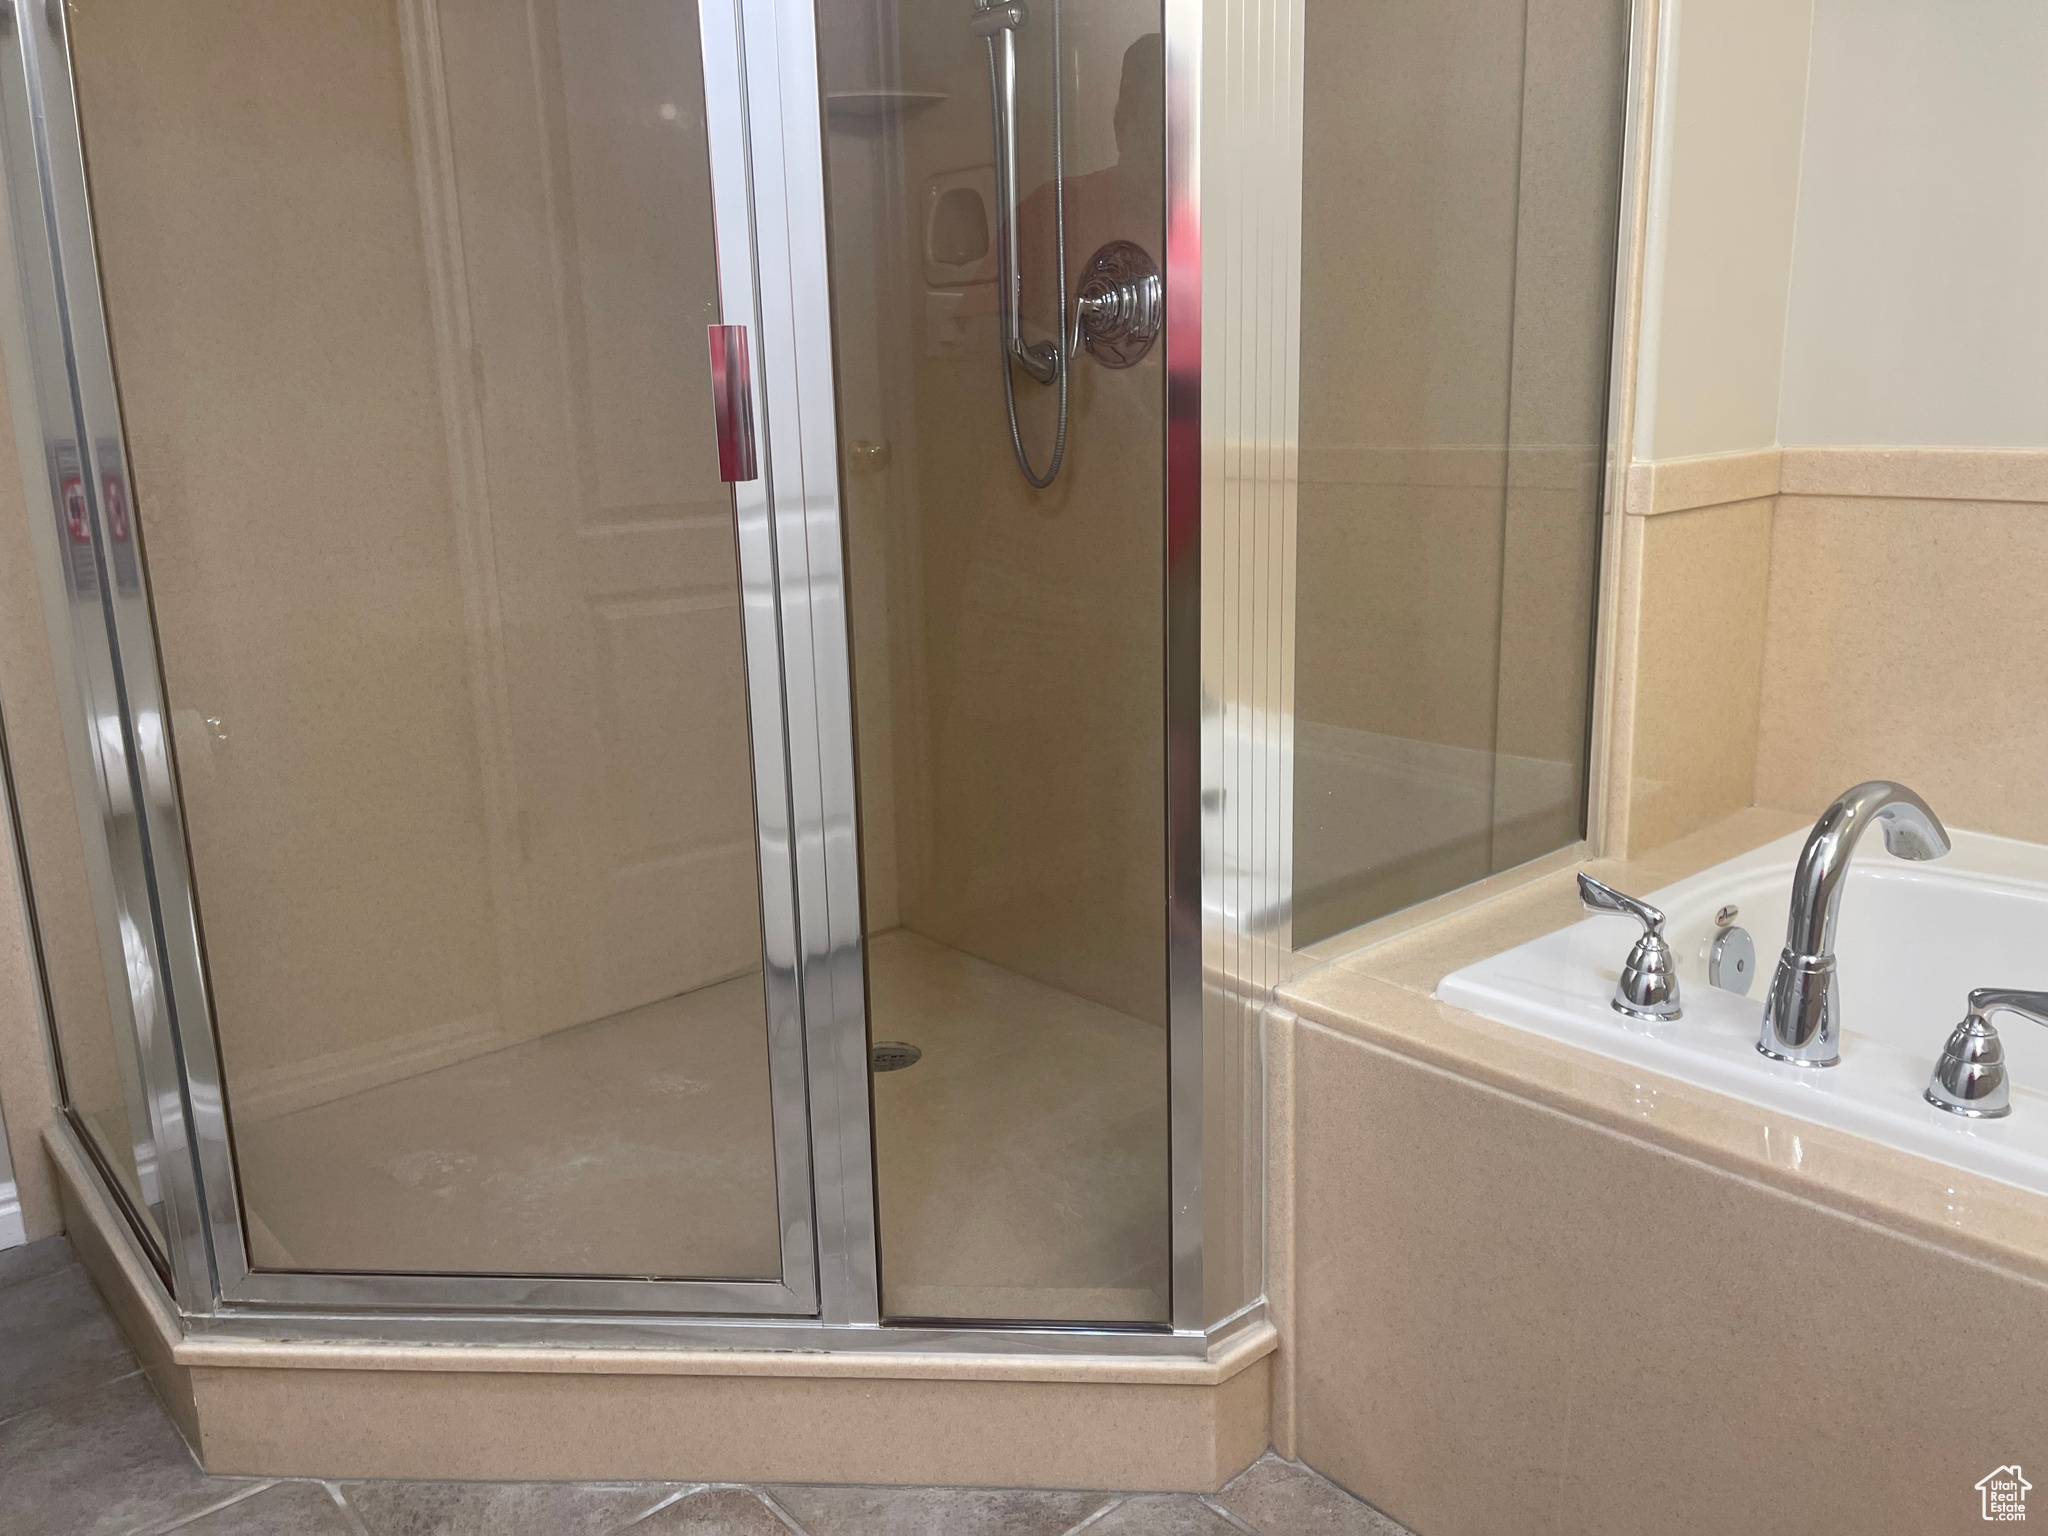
[708, 323, 758, 483]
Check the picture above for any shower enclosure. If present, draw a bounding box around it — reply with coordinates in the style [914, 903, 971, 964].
[0, 0, 1201, 1347]
[0, 0, 1634, 1362]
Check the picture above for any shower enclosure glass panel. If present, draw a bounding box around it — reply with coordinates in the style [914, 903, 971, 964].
[1290, 0, 1628, 945]
[819, 0, 1172, 1322]
[59, 0, 797, 1285]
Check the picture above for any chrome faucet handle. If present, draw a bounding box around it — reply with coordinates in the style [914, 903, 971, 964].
[1925, 987, 2048, 1119]
[1578, 873, 1681, 1021]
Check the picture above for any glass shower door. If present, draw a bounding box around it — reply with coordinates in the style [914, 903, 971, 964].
[816, 0, 1175, 1324]
[2, 0, 841, 1314]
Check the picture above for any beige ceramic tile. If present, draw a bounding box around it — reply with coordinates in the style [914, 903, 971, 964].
[1757, 495, 2048, 843]
[1625, 496, 1774, 853]
[1622, 460, 1655, 516]
[189, 1365, 1262, 1490]
[1633, 447, 1782, 515]
[1288, 966, 2048, 1285]
[1210, 1355, 1274, 1490]
[1780, 445, 2048, 504]
[1289, 1021, 2048, 1536]
[177, 1326, 1274, 1388]
[1293, 1027, 1570, 1536]
[45, 1127, 201, 1452]
[1594, 510, 1645, 856]
[1197, 987, 1267, 1324]
[1604, 802, 1814, 886]
[1263, 1008, 1299, 1461]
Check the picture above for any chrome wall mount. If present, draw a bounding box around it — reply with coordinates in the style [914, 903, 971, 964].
[1759, 781, 1949, 1068]
[1578, 873, 1681, 1020]
[1076, 240, 1162, 369]
[1925, 988, 2048, 1119]
[971, 1, 1165, 482]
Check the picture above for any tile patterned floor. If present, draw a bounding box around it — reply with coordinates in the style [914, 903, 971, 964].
[0, 1236, 1416, 1536]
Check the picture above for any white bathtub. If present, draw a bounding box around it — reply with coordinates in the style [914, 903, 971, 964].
[1438, 827, 2048, 1198]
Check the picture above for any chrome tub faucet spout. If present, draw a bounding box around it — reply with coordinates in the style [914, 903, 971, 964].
[1758, 781, 1950, 1067]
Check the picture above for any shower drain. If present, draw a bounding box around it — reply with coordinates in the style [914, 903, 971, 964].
[870, 1041, 922, 1072]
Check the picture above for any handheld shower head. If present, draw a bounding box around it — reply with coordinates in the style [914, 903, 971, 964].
[975, 0, 1070, 486]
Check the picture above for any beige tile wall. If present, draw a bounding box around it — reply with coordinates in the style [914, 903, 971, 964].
[1618, 485, 1775, 852]
[1757, 451, 2048, 842]
[1286, 1010, 2048, 1536]
[188, 1359, 1271, 1488]
[1615, 445, 2048, 853]
[858, 1, 1169, 1027]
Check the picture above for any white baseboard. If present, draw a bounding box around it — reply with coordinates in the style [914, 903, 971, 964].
[0, 1179, 24, 1251]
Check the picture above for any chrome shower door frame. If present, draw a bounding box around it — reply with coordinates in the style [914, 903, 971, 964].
[750, 0, 1211, 1337]
[0, 0, 1227, 1351]
[0, 0, 877, 1322]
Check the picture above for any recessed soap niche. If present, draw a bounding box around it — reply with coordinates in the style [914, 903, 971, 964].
[924, 167, 994, 281]
[924, 164, 996, 358]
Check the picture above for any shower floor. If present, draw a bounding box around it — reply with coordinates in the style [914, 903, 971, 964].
[866, 929, 1169, 1323]
[234, 930, 1169, 1322]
